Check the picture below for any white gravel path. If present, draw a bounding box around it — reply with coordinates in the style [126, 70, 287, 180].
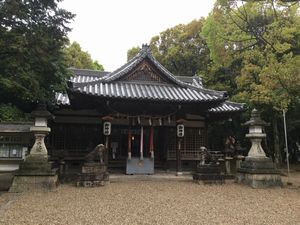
[0, 181, 299, 225]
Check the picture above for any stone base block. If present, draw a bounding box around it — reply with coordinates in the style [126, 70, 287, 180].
[196, 164, 222, 173]
[235, 157, 282, 188]
[193, 173, 225, 184]
[77, 163, 109, 187]
[9, 174, 58, 192]
[82, 163, 107, 174]
[193, 164, 225, 184]
[76, 180, 110, 187]
[235, 172, 282, 188]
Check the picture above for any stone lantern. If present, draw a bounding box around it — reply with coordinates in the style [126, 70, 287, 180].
[9, 103, 58, 192]
[28, 103, 52, 159]
[235, 109, 282, 188]
[244, 109, 269, 158]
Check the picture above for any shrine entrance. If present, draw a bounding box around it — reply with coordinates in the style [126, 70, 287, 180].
[126, 126, 153, 174]
[108, 125, 166, 174]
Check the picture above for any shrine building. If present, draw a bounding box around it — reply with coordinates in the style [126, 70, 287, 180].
[48, 44, 244, 174]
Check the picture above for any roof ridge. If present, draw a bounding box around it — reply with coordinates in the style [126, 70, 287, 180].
[69, 67, 110, 73]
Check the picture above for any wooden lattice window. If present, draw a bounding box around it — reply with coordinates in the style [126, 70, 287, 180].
[167, 127, 207, 160]
[49, 123, 102, 159]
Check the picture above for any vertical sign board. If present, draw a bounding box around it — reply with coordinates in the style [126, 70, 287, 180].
[103, 122, 111, 136]
[177, 124, 184, 138]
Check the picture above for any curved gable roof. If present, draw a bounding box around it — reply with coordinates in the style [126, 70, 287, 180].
[68, 45, 227, 103]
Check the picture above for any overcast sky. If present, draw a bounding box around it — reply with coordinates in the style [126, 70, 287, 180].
[59, 0, 216, 71]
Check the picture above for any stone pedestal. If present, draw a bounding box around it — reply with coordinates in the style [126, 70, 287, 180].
[9, 126, 58, 192]
[193, 164, 225, 184]
[236, 157, 282, 188]
[77, 163, 109, 187]
[9, 136, 58, 192]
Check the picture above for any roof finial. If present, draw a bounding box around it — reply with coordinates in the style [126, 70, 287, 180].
[142, 43, 150, 51]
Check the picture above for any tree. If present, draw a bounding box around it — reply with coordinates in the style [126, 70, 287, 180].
[127, 46, 141, 61]
[202, 0, 300, 163]
[0, 0, 75, 117]
[64, 41, 104, 71]
[127, 19, 210, 77]
[92, 60, 104, 71]
[150, 19, 210, 76]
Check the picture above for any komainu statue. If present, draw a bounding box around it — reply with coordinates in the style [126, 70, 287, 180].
[199, 146, 212, 165]
[193, 146, 224, 184]
[77, 143, 109, 187]
[85, 144, 105, 164]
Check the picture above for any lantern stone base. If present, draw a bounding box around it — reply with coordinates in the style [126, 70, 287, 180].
[235, 157, 282, 188]
[193, 164, 225, 184]
[9, 155, 58, 192]
[77, 163, 109, 187]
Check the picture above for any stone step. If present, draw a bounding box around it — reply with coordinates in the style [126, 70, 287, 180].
[110, 173, 192, 182]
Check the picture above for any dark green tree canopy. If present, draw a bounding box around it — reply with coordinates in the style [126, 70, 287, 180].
[202, 0, 300, 111]
[64, 41, 104, 71]
[127, 19, 210, 77]
[150, 19, 210, 77]
[127, 46, 141, 62]
[0, 0, 75, 112]
[202, 0, 300, 163]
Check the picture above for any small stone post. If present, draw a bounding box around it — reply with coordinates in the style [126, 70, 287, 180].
[235, 155, 245, 169]
[225, 156, 233, 175]
[235, 109, 282, 188]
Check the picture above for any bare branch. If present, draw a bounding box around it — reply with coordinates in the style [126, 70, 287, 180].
[221, 36, 256, 43]
[271, 0, 278, 21]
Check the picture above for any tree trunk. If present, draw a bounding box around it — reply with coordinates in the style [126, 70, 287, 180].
[272, 115, 282, 165]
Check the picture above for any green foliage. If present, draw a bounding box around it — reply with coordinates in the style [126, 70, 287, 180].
[92, 60, 104, 71]
[202, 0, 300, 111]
[202, 0, 300, 163]
[127, 46, 141, 61]
[0, 103, 27, 122]
[128, 19, 210, 77]
[64, 42, 104, 71]
[0, 0, 75, 111]
[150, 19, 210, 76]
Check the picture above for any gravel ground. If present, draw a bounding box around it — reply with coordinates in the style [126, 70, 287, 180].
[0, 181, 299, 225]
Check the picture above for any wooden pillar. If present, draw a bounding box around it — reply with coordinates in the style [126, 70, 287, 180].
[149, 126, 154, 159]
[140, 126, 144, 160]
[128, 130, 132, 159]
[176, 137, 183, 175]
[102, 117, 113, 166]
[176, 120, 185, 176]
[104, 136, 109, 166]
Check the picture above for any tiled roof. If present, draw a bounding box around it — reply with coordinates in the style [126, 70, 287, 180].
[208, 101, 245, 113]
[69, 68, 109, 83]
[99, 45, 201, 89]
[67, 45, 226, 103]
[176, 76, 203, 88]
[56, 91, 244, 113]
[55, 93, 70, 105]
[55, 45, 244, 113]
[74, 82, 222, 103]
